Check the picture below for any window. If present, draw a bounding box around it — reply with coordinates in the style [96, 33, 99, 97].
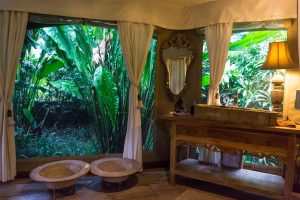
[202, 30, 287, 109]
[14, 24, 157, 158]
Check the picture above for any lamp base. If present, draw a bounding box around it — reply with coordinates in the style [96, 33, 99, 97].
[271, 71, 284, 114]
[271, 89, 283, 113]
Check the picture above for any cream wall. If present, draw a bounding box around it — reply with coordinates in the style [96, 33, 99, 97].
[283, 20, 300, 122]
[154, 29, 203, 160]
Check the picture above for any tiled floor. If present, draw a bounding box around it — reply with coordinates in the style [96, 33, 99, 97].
[0, 168, 276, 200]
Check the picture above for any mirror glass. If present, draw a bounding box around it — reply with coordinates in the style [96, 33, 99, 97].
[162, 34, 193, 98]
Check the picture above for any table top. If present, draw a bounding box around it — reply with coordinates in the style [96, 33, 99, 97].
[159, 114, 300, 135]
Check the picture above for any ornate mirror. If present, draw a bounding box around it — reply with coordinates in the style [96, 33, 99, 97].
[161, 33, 193, 99]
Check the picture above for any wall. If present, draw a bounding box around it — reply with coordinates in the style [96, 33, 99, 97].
[283, 19, 300, 121]
[154, 28, 203, 161]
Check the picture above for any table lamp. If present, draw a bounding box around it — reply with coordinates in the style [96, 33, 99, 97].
[261, 41, 297, 114]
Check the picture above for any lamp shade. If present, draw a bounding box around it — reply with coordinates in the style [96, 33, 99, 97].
[261, 41, 297, 70]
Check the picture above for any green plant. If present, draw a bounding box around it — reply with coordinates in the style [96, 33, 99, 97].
[141, 39, 157, 151]
[42, 25, 124, 153]
[15, 125, 97, 158]
[201, 30, 286, 109]
[14, 29, 65, 134]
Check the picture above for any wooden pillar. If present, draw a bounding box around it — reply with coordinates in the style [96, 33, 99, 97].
[169, 122, 177, 185]
[284, 134, 296, 199]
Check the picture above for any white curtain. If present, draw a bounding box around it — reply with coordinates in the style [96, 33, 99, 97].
[206, 23, 233, 105]
[117, 21, 154, 168]
[199, 23, 232, 164]
[0, 10, 28, 182]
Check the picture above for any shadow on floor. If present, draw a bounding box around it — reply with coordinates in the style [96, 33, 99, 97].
[78, 175, 139, 193]
[176, 176, 276, 200]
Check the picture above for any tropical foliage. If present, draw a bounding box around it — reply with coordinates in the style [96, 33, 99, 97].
[202, 30, 287, 109]
[14, 25, 157, 158]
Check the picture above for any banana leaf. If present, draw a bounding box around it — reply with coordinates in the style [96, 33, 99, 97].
[229, 31, 278, 51]
[202, 75, 210, 87]
[49, 80, 82, 100]
[93, 65, 119, 124]
[37, 57, 64, 79]
[23, 108, 37, 130]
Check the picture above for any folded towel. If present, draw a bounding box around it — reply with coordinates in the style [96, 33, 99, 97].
[277, 119, 296, 128]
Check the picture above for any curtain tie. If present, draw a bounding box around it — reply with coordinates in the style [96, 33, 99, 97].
[209, 85, 220, 102]
[1, 97, 13, 117]
[5, 100, 10, 106]
[4, 100, 12, 108]
[0, 95, 11, 107]
[130, 82, 144, 109]
[209, 85, 219, 90]
[130, 81, 139, 88]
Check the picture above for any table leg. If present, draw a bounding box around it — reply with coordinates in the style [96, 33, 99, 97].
[284, 135, 296, 200]
[52, 189, 56, 200]
[170, 122, 177, 186]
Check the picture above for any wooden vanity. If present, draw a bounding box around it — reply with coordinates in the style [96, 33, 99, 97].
[160, 114, 300, 200]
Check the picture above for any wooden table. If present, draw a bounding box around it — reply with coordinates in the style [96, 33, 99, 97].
[160, 114, 300, 200]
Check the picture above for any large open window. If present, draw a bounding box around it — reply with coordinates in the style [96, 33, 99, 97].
[14, 22, 157, 158]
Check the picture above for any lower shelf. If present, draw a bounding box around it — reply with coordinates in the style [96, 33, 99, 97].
[175, 159, 284, 198]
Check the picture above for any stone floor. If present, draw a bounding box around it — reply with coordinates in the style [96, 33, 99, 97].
[0, 168, 277, 200]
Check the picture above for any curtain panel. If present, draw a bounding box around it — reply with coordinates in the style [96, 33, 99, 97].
[0, 10, 28, 182]
[206, 23, 233, 105]
[199, 23, 232, 164]
[117, 21, 154, 169]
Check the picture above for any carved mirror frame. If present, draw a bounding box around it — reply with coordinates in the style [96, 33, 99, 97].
[160, 33, 194, 100]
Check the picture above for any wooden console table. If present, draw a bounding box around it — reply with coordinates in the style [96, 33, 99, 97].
[160, 114, 300, 200]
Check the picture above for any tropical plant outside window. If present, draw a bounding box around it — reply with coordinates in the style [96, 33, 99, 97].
[202, 30, 287, 166]
[14, 25, 157, 158]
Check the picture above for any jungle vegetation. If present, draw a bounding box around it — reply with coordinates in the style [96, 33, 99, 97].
[14, 25, 156, 158]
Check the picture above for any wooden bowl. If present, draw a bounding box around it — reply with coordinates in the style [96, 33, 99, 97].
[90, 158, 142, 183]
[30, 160, 90, 190]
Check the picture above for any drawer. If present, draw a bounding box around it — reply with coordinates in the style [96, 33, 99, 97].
[176, 125, 288, 150]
